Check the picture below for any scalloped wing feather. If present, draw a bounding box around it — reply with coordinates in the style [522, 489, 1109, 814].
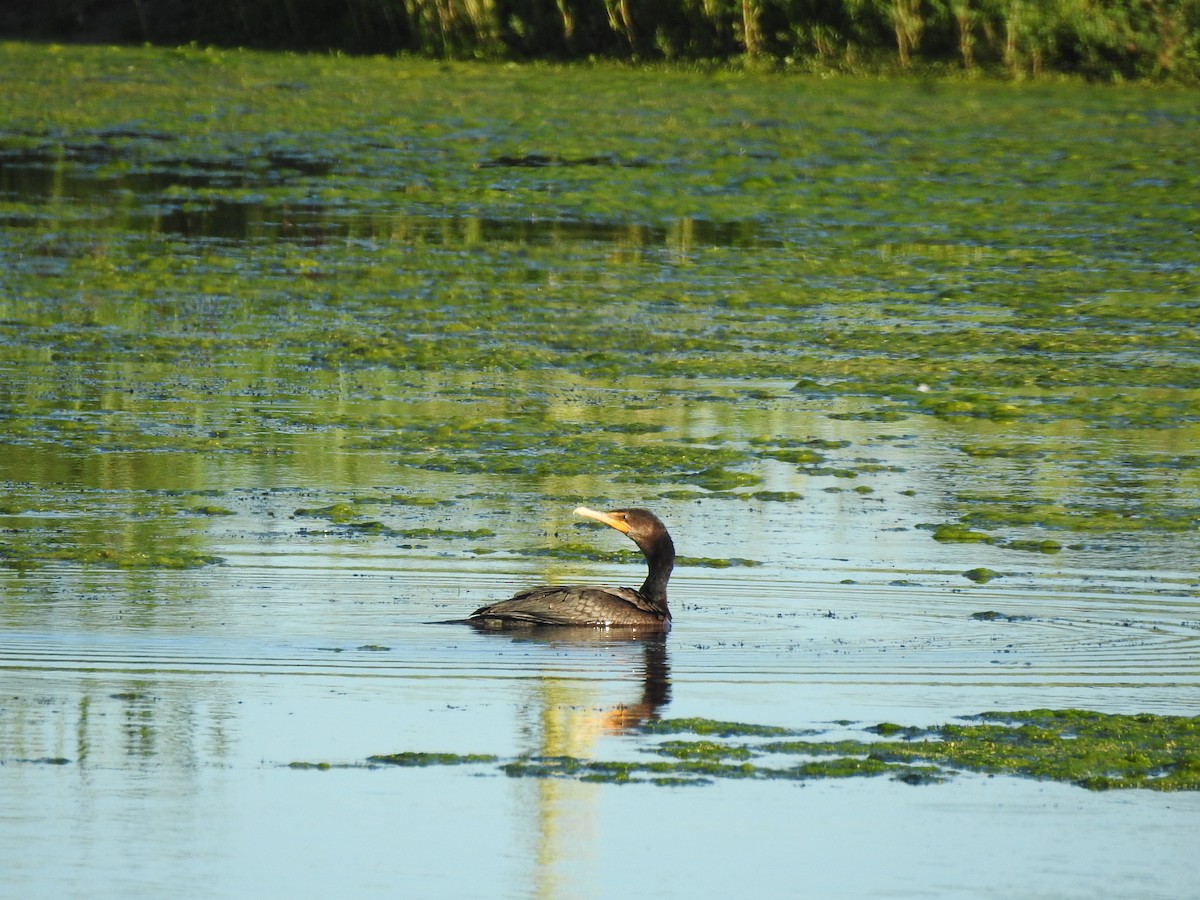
[470, 584, 667, 627]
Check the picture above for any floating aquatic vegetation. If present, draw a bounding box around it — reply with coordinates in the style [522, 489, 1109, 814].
[353, 711, 1200, 790]
[519, 543, 759, 568]
[961, 500, 1199, 535]
[923, 523, 994, 544]
[1, 44, 1199, 597]
[367, 752, 499, 767]
[962, 567, 999, 583]
[638, 718, 800, 738]
[878, 710, 1200, 792]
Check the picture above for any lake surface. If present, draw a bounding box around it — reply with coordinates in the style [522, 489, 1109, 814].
[1, 44, 1198, 897]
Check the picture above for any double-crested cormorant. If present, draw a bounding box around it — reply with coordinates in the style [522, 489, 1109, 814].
[469, 506, 675, 629]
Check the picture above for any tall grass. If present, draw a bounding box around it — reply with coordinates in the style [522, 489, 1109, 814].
[4, 0, 1198, 78]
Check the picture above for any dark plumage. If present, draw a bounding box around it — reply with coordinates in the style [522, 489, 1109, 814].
[469, 506, 675, 629]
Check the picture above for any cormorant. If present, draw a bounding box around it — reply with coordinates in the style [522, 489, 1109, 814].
[469, 506, 675, 629]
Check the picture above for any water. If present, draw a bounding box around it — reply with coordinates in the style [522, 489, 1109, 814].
[3, 563, 1198, 897]
[2, 47, 1199, 898]
[4, 560, 1198, 897]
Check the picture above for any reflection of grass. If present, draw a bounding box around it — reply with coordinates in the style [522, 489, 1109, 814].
[0, 498, 225, 571]
[288, 496, 759, 563]
[362, 423, 758, 487]
[348, 711, 1200, 790]
[0, 538, 223, 571]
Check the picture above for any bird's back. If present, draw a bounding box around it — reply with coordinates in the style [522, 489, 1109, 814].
[470, 584, 668, 628]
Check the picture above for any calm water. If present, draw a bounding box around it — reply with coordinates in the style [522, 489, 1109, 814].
[2, 49, 1199, 897]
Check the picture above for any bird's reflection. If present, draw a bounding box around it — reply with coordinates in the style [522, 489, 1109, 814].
[473, 627, 671, 734]
[468, 628, 672, 898]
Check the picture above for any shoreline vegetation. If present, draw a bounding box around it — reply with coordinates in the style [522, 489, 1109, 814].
[3, 0, 1199, 81]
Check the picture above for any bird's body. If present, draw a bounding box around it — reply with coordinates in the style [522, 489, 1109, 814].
[469, 507, 674, 629]
[472, 584, 663, 627]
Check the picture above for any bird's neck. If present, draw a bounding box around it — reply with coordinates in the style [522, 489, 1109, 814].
[639, 535, 675, 608]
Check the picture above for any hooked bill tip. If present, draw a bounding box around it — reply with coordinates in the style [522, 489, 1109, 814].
[573, 505, 632, 533]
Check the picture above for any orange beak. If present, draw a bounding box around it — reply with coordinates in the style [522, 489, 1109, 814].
[574, 506, 631, 534]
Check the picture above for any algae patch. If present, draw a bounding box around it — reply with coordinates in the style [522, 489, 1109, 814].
[962, 567, 999, 583]
[874, 710, 1200, 792]
[351, 711, 1200, 790]
[638, 717, 799, 738]
[368, 751, 499, 767]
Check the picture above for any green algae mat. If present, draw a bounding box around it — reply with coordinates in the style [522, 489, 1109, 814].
[292, 710, 1200, 790]
[2, 42, 1198, 579]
